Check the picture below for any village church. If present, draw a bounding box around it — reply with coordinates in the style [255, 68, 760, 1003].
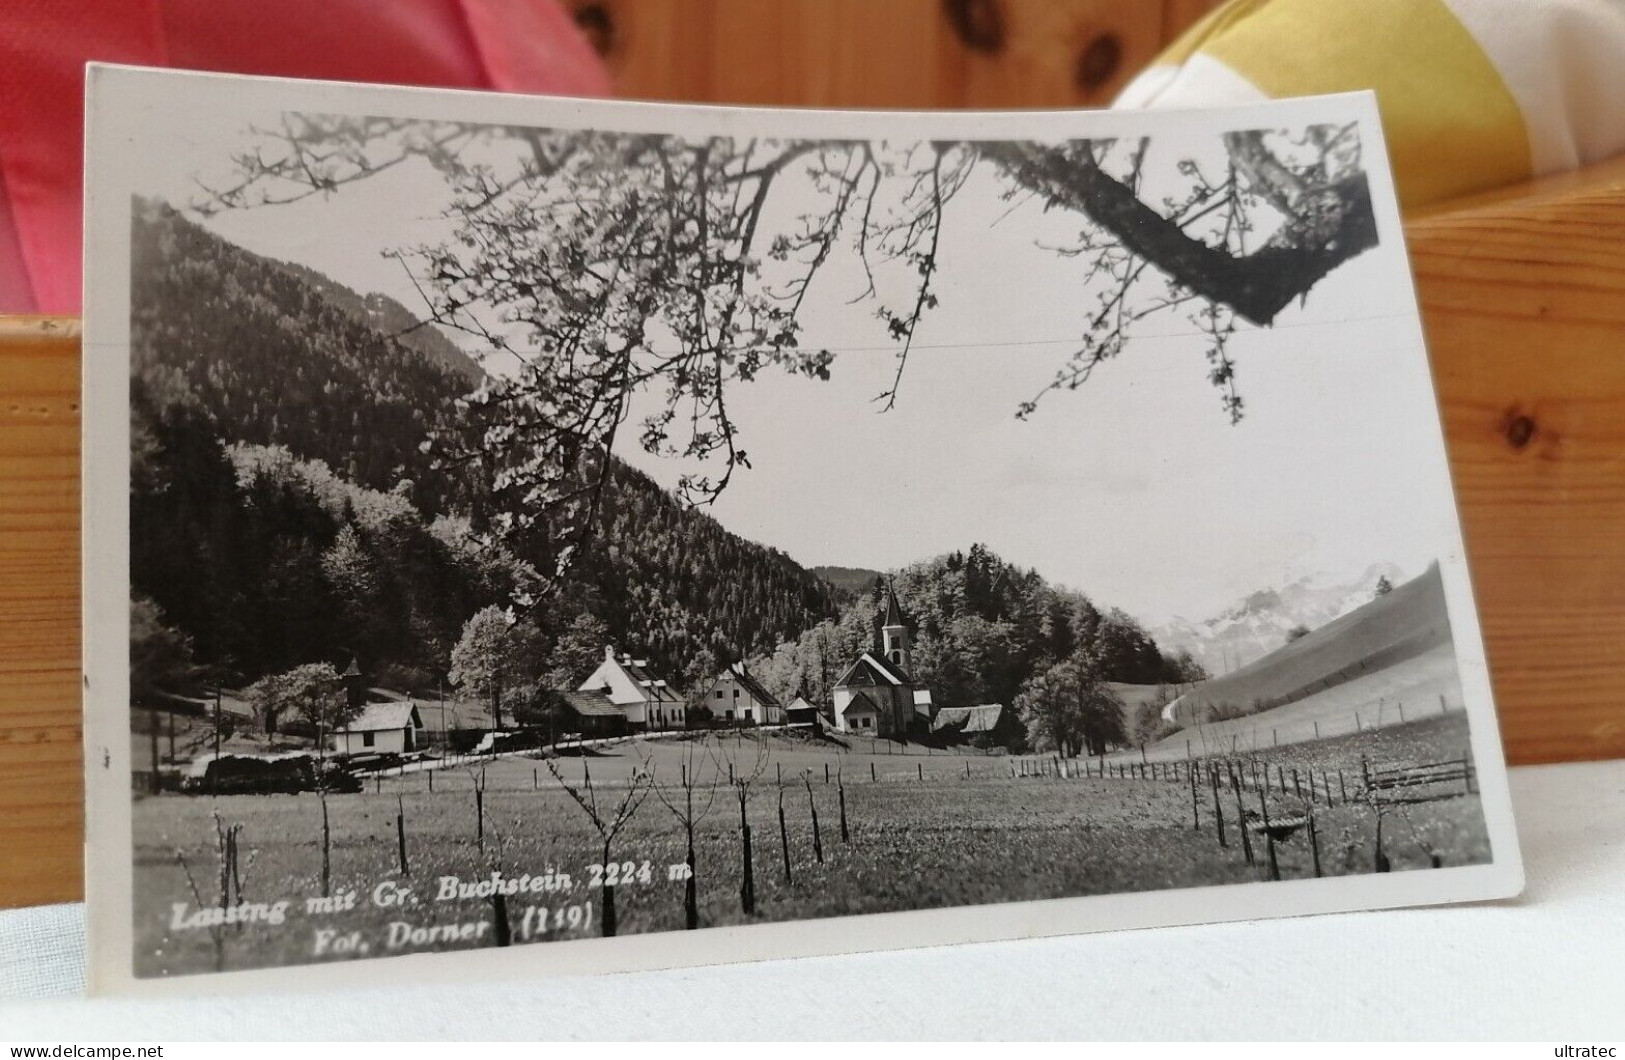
[832, 583, 935, 735]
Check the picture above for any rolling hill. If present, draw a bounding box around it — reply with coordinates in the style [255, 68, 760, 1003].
[1161, 562, 1454, 728]
[1140, 644, 1463, 761]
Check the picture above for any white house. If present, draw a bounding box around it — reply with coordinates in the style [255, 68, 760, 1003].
[578, 646, 685, 731]
[703, 661, 783, 725]
[330, 700, 423, 755]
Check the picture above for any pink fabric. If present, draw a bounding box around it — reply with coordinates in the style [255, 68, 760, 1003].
[0, 0, 610, 314]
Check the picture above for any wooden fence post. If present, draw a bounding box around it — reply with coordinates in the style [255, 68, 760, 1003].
[1292, 768, 1302, 801]
[871, 762, 876, 783]
[396, 794, 410, 876]
[778, 788, 792, 886]
[1210, 767, 1226, 848]
[1190, 763, 1200, 830]
[320, 794, 333, 898]
[918, 763, 923, 782]
[1308, 808, 1323, 878]
[739, 798, 756, 914]
[1232, 769, 1253, 864]
[1257, 788, 1280, 880]
[805, 777, 824, 863]
[838, 772, 849, 842]
[1338, 770, 1347, 803]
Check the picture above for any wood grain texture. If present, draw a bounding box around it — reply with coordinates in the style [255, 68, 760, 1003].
[0, 316, 82, 909]
[1411, 164, 1625, 767]
[565, 0, 1208, 108]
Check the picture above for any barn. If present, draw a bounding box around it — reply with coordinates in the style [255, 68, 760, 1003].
[330, 700, 422, 755]
[929, 703, 1019, 746]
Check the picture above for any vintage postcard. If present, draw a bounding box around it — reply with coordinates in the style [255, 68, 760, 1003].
[81, 65, 1522, 995]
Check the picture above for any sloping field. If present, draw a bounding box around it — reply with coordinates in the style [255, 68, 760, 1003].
[1165, 563, 1452, 726]
[1139, 643, 1464, 761]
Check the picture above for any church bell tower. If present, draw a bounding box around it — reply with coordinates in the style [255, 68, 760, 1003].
[880, 579, 912, 676]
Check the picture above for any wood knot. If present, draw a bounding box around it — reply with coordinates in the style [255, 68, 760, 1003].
[1075, 33, 1123, 93]
[942, 0, 1005, 54]
[572, 2, 615, 56]
[1503, 411, 1536, 450]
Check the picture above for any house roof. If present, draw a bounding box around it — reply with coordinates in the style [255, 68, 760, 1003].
[723, 661, 781, 708]
[842, 689, 881, 715]
[342, 656, 362, 678]
[342, 700, 421, 732]
[787, 696, 817, 711]
[559, 690, 627, 718]
[596, 650, 680, 702]
[930, 704, 1006, 733]
[834, 651, 913, 689]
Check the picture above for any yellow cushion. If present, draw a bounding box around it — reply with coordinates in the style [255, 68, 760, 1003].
[1116, 0, 1625, 209]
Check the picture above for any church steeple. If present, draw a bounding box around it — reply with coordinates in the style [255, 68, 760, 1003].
[880, 579, 911, 676]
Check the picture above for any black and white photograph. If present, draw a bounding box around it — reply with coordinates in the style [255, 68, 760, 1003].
[81, 67, 1521, 993]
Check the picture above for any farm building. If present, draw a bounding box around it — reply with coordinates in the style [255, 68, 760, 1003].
[703, 661, 784, 725]
[329, 700, 423, 755]
[832, 582, 937, 735]
[554, 690, 631, 738]
[784, 695, 824, 725]
[578, 646, 686, 731]
[930, 703, 1019, 745]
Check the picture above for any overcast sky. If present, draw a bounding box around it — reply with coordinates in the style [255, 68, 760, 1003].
[132, 104, 1460, 627]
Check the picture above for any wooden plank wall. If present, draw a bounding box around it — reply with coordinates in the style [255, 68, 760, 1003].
[564, 0, 1220, 108]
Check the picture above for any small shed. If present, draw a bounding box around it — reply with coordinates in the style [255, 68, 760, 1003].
[556, 690, 630, 739]
[330, 701, 422, 755]
[784, 695, 824, 725]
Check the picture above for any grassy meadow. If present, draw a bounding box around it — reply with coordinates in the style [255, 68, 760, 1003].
[131, 717, 1491, 978]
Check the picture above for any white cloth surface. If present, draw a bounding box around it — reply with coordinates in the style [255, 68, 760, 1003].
[3, 759, 1622, 1040]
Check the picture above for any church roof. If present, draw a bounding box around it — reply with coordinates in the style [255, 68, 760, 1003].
[834, 651, 913, 689]
[883, 580, 906, 627]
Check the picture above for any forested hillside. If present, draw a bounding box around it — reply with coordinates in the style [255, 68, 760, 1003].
[752, 544, 1201, 714]
[130, 200, 840, 695]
